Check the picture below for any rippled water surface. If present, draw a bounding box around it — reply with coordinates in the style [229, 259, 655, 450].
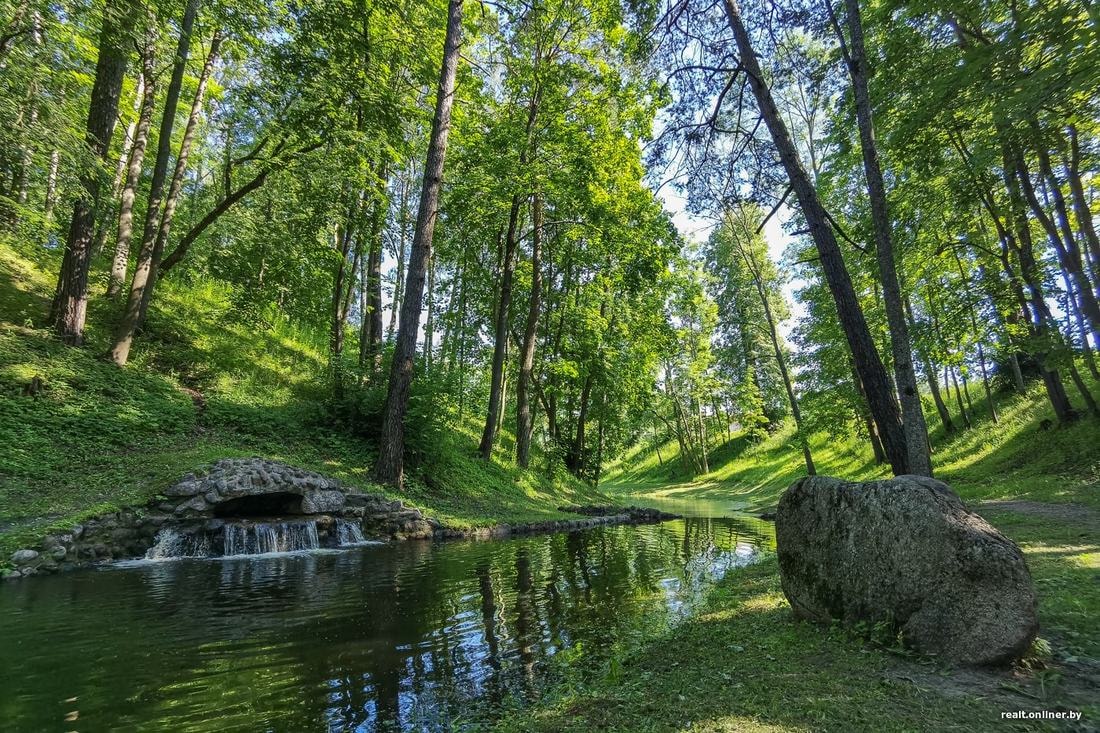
[0, 503, 774, 731]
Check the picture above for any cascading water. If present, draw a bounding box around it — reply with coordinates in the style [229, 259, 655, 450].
[335, 519, 368, 546]
[141, 518, 375, 562]
[145, 528, 211, 560]
[222, 520, 320, 556]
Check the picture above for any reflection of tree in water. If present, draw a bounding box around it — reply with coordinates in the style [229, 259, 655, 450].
[513, 548, 541, 694]
[476, 560, 503, 708]
[0, 514, 770, 732]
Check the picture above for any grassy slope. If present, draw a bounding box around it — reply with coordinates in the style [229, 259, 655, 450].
[605, 379, 1100, 512]
[0, 241, 606, 560]
[496, 368, 1100, 731]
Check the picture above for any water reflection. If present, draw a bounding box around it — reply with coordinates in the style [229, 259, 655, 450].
[0, 512, 774, 732]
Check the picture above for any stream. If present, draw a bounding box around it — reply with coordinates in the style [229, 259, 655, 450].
[0, 498, 774, 731]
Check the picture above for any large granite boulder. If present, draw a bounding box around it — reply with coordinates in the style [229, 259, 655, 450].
[776, 475, 1037, 666]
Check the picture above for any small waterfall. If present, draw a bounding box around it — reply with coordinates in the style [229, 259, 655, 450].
[223, 520, 320, 556]
[145, 528, 211, 560]
[335, 519, 367, 546]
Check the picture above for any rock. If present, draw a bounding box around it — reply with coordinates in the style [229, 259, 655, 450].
[10, 549, 39, 565]
[174, 495, 208, 515]
[302, 489, 345, 514]
[49, 546, 67, 561]
[165, 480, 203, 497]
[775, 475, 1037, 666]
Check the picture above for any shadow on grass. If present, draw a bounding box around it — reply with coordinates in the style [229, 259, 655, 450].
[497, 557, 1096, 733]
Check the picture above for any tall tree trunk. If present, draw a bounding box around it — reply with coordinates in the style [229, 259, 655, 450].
[840, 0, 931, 475]
[10, 91, 37, 220]
[107, 22, 156, 297]
[375, 0, 464, 487]
[734, 215, 814, 474]
[367, 167, 388, 370]
[480, 85, 540, 459]
[1065, 270, 1100, 381]
[6, 11, 43, 224]
[850, 360, 886, 464]
[93, 65, 144, 255]
[1017, 144, 1100, 345]
[948, 366, 972, 429]
[358, 237, 369, 372]
[997, 140, 1076, 423]
[135, 28, 222, 324]
[331, 195, 361, 398]
[423, 250, 435, 369]
[516, 194, 543, 468]
[570, 371, 594, 476]
[723, 0, 909, 474]
[497, 336, 510, 433]
[950, 252, 998, 424]
[960, 364, 975, 414]
[977, 342, 998, 423]
[924, 353, 954, 432]
[1066, 124, 1100, 291]
[387, 168, 410, 342]
[1069, 365, 1100, 417]
[904, 293, 954, 433]
[479, 197, 522, 459]
[108, 0, 199, 365]
[43, 149, 60, 222]
[650, 421, 664, 466]
[51, 0, 135, 345]
[358, 166, 388, 372]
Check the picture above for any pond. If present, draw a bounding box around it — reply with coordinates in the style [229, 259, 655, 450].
[0, 501, 774, 731]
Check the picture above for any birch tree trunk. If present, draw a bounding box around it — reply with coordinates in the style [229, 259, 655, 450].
[43, 149, 59, 222]
[109, 0, 200, 365]
[107, 22, 156, 297]
[135, 28, 223, 325]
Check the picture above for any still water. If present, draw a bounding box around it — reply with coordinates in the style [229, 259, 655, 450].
[0, 503, 774, 732]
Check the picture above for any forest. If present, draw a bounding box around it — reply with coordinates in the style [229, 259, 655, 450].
[0, 0, 1098, 730]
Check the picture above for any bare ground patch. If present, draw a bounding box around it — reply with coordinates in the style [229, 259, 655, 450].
[979, 500, 1100, 533]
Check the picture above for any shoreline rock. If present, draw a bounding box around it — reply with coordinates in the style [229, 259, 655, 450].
[775, 474, 1038, 666]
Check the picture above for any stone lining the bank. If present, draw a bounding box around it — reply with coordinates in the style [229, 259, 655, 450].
[3, 459, 680, 579]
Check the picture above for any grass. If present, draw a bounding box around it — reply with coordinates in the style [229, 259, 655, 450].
[605, 376, 1100, 513]
[495, 553, 1097, 732]
[493, 366, 1100, 731]
[0, 239, 606, 561]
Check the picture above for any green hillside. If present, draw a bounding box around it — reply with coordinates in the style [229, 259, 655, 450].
[0, 240, 606, 560]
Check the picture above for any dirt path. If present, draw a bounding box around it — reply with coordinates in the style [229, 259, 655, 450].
[979, 500, 1100, 533]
